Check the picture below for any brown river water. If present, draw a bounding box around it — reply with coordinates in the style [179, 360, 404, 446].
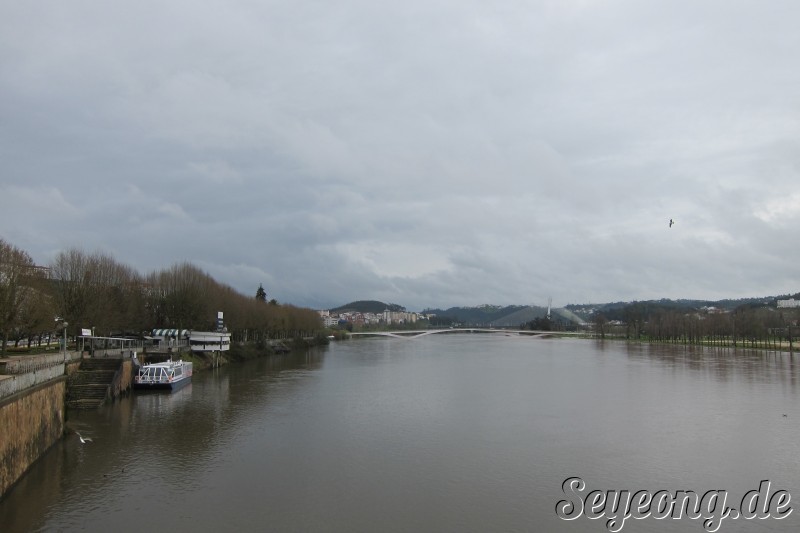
[1, 335, 799, 532]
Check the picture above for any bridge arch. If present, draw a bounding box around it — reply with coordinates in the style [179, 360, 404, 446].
[348, 328, 553, 340]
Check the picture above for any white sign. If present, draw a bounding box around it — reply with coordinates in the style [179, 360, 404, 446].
[81, 328, 92, 336]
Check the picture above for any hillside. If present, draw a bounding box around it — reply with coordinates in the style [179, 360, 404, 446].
[330, 293, 800, 325]
[424, 304, 585, 327]
[564, 295, 796, 322]
[331, 300, 406, 314]
[423, 305, 528, 326]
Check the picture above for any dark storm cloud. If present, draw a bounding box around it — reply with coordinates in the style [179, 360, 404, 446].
[2, 0, 799, 310]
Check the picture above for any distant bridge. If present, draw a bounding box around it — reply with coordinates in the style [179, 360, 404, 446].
[348, 328, 569, 340]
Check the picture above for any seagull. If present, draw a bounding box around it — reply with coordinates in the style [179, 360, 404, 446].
[669, 219, 674, 228]
[76, 431, 93, 444]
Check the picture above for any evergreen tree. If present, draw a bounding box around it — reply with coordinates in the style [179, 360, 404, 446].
[255, 284, 267, 302]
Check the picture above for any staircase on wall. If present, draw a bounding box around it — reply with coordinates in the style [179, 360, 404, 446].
[66, 359, 121, 409]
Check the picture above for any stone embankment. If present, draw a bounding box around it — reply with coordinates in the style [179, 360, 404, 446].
[0, 337, 323, 498]
[0, 351, 82, 498]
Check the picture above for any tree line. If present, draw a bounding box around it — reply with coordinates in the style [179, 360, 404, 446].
[0, 238, 322, 353]
[592, 300, 800, 350]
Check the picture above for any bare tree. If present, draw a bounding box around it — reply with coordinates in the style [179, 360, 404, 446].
[0, 239, 50, 353]
[592, 313, 608, 339]
[50, 248, 93, 328]
[50, 249, 143, 335]
[145, 262, 214, 329]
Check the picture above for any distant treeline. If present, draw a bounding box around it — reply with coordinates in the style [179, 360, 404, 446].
[566, 296, 798, 321]
[591, 300, 800, 349]
[0, 238, 322, 352]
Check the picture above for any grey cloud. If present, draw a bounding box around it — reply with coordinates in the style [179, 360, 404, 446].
[2, 0, 799, 310]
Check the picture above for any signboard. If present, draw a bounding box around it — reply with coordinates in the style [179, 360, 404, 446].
[81, 328, 92, 336]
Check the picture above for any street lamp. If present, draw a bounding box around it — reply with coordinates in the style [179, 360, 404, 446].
[62, 321, 69, 362]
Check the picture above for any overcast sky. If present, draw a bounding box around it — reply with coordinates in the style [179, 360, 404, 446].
[2, 1, 799, 311]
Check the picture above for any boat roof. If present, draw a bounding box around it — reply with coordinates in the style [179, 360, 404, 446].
[151, 329, 189, 338]
[141, 359, 187, 368]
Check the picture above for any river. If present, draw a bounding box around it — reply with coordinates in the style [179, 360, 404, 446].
[2, 335, 799, 532]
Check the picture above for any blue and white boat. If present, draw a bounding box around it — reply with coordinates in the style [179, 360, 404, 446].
[134, 359, 192, 391]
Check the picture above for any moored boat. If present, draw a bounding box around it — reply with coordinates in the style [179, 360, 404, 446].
[134, 359, 192, 391]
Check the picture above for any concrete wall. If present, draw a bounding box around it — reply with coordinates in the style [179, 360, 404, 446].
[110, 360, 134, 400]
[0, 351, 79, 374]
[0, 364, 66, 401]
[0, 378, 65, 498]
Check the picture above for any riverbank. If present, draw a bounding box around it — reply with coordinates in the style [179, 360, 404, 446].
[181, 335, 332, 371]
[591, 334, 799, 353]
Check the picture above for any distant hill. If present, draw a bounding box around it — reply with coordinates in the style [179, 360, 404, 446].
[424, 304, 531, 326]
[565, 294, 798, 322]
[489, 306, 547, 327]
[332, 300, 406, 314]
[423, 304, 586, 327]
[330, 293, 800, 324]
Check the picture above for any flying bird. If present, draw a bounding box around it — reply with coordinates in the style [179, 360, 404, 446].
[669, 219, 674, 228]
[76, 431, 93, 444]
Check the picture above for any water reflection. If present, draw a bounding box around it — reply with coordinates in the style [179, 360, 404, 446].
[2, 339, 800, 533]
[617, 341, 800, 391]
[0, 348, 326, 533]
